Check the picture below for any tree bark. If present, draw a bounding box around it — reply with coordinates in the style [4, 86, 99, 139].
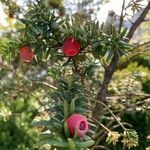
[93, 53, 119, 118]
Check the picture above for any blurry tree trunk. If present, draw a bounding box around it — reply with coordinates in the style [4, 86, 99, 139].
[93, 53, 119, 118]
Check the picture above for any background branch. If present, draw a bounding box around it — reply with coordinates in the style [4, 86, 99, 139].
[117, 48, 150, 70]
[126, 1, 150, 40]
[119, 0, 126, 33]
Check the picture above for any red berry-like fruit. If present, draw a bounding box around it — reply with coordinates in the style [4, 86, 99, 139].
[19, 45, 34, 63]
[62, 37, 80, 57]
[66, 114, 89, 137]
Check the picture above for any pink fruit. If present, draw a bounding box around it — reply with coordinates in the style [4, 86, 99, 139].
[66, 114, 89, 137]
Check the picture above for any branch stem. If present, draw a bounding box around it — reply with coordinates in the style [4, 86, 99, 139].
[119, 0, 126, 33]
